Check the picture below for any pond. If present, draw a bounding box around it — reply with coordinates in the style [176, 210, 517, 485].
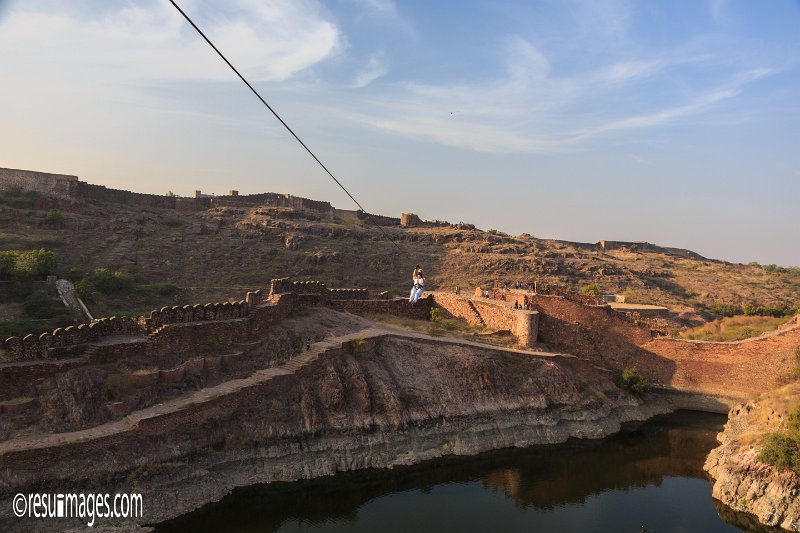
[158, 411, 780, 533]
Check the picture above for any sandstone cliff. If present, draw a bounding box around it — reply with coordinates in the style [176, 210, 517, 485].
[704, 384, 800, 532]
[1, 335, 674, 531]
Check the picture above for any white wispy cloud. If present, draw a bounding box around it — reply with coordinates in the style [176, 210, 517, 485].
[351, 52, 388, 88]
[343, 32, 777, 154]
[352, 0, 398, 16]
[0, 0, 341, 83]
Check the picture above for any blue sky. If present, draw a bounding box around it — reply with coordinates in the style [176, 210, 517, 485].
[1, 0, 798, 265]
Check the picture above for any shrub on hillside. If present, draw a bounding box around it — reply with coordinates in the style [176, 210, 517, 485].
[153, 283, 179, 296]
[615, 368, 646, 396]
[90, 268, 133, 294]
[707, 303, 742, 317]
[759, 405, 800, 472]
[45, 209, 64, 227]
[67, 267, 84, 282]
[0, 249, 57, 280]
[75, 279, 96, 302]
[430, 307, 441, 323]
[581, 283, 600, 297]
[0, 187, 38, 208]
[743, 302, 792, 318]
[759, 433, 800, 472]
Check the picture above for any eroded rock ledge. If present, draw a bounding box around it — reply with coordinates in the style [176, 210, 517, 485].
[704, 384, 800, 532]
[0, 336, 704, 531]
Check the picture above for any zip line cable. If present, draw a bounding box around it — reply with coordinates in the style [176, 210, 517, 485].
[167, 0, 403, 252]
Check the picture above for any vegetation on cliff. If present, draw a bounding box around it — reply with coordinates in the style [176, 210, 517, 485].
[614, 368, 646, 396]
[758, 350, 800, 472]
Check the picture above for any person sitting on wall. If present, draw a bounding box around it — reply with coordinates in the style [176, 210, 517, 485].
[409, 265, 421, 303]
[411, 270, 425, 304]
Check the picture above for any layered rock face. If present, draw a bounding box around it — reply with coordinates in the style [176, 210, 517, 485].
[1, 336, 671, 530]
[704, 385, 800, 532]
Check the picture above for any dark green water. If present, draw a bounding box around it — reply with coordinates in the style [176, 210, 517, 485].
[158, 411, 781, 533]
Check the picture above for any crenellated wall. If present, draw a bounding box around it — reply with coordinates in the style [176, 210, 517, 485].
[1, 290, 269, 362]
[1, 167, 335, 214]
[268, 278, 369, 300]
[331, 295, 433, 320]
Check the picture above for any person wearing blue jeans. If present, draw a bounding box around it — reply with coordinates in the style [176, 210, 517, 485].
[411, 271, 425, 303]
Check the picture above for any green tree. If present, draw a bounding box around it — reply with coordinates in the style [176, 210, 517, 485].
[581, 283, 600, 297]
[45, 209, 64, 227]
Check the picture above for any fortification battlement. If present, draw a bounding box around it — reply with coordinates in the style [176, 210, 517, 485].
[1, 278, 391, 362]
[2, 289, 268, 362]
[0, 167, 334, 214]
[268, 278, 369, 300]
[400, 212, 474, 230]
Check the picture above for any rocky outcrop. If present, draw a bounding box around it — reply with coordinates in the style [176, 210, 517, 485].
[1, 335, 677, 531]
[704, 386, 800, 531]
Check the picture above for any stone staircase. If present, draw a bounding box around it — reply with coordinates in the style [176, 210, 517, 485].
[466, 300, 486, 327]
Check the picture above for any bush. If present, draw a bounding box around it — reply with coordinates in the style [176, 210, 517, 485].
[615, 368, 646, 396]
[759, 433, 800, 472]
[153, 283, 179, 296]
[430, 307, 441, 323]
[0, 187, 38, 208]
[0, 249, 57, 280]
[74, 279, 96, 302]
[743, 302, 792, 318]
[90, 268, 132, 294]
[486, 229, 498, 235]
[45, 209, 64, 227]
[349, 334, 368, 353]
[67, 267, 84, 282]
[759, 405, 800, 472]
[581, 283, 600, 297]
[707, 303, 742, 317]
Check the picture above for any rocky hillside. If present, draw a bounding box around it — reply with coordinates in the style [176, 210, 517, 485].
[705, 382, 800, 531]
[1, 186, 798, 328]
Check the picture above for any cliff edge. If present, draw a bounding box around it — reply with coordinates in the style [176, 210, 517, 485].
[704, 383, 800, 532]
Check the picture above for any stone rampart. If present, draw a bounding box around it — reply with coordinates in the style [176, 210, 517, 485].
[431, 292, 539, 348]
[269, 278, 369, 301]
[330, 296, 433, 320]
[1, 167, 334, 214]
[210, 193, 333, 214]
[356, 211, 400, 226]
[518, 292, 800, 399]
[0, 168, 79, 197]
[2, 290, 268, 363]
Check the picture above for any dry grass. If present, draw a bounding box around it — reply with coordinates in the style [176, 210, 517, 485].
[364, 313, 512, 346]
[678, 315, 793, 341]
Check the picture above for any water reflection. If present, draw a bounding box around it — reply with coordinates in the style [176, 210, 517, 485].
[157, 411, 782, 533]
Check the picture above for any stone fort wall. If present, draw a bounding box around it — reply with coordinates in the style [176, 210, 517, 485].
[517, 291, 800, 400]
[0, 167, 334, 214]
[432, 292, 539, 348]
[0, 168, 79, 197]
